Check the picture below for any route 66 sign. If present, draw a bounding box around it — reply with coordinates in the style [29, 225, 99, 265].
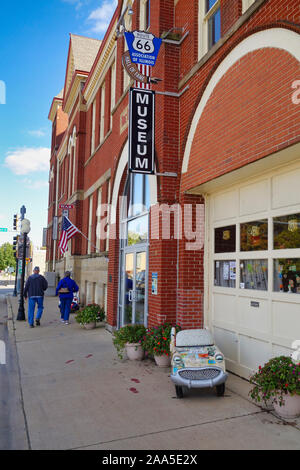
[124, 30, 162, 67]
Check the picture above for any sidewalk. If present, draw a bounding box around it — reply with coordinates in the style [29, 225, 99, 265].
[6, 295, 300, 450]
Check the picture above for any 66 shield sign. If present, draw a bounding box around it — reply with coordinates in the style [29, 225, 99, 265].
[124, 31, 162, 67]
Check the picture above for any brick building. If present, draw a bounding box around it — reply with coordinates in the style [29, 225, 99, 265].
[47, 0, 300, 378]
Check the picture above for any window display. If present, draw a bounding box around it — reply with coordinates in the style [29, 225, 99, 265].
[240, 259, 268, 291]
[273, 213, 300, 250]
[240, 219, 268, 251]
[215, 225, 236, 253]
[274, 258, 300, 294]
[214, 260, 236, 288]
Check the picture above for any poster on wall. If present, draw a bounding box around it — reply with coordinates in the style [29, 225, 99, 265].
[152, 272, 158, 295]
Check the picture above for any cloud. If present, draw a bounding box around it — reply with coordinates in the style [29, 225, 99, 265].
[61, 0, 84, 10]
[28, 129, 47, 138]
[87, 0, 117, 34]
[22, 178, 49, 190]
[4, 147, 50, 175]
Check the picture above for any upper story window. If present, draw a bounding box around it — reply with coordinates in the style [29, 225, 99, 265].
[199, 0, 221, 59]
[206, 0, 221, 49]
[91, 99, 96, 155]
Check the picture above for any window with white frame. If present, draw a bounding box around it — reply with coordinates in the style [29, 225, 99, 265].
[91, 99, 96, 155]
[106, 179, 111, 252]
[96, 186, 102, 251]
[110, 60, 116, 128]
[100, 83, 105, 143]
[242, 0, 256, 13]
[198, 0, 221, 59]
[88, 195, 93, 254]
[72, 128, 76, 195]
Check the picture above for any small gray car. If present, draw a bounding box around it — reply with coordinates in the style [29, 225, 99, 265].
[170, 328, 228, 398]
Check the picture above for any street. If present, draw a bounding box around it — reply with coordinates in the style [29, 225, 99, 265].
[0, 287, 29, 450]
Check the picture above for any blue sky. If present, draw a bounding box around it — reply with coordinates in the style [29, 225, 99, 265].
[0, 0, 117, 247]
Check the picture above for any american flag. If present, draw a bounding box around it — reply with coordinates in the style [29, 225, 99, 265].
[59, 217, 79, 254]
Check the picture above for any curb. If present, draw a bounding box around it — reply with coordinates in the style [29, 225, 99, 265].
[6, 295, 16, 337]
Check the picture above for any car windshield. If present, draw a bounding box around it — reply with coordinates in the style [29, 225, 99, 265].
[176, 329, 214, 347]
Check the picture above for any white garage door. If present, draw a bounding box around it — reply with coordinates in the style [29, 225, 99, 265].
[207, 160, 300, 379]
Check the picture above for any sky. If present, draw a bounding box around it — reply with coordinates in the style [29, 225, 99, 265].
[0, 0, 118, 248]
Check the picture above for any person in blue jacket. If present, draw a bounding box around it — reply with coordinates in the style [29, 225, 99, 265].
[56, 271, 79, 325]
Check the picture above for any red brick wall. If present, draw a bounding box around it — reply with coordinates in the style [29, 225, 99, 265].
[181, 46, 300, 192]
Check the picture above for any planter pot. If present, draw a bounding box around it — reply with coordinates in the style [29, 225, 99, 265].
[154, 354, 171, 368]
[84, 321, 96, 330]
[125, 343, 144, 361]
[260, 398, 274, 411]
[273, 393, 300, 419]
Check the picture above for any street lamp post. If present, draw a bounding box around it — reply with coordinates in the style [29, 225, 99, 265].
[17, 218, 31, 321]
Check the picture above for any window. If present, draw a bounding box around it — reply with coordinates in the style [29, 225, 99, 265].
[215, 225, 236, 253]
[273, 213, 300, 250]
[110, 60, 116, 127]
[100, 83, 105, 143]
[106, 179, 111, 252]
[96, 187, 102, 251]
[274, 258, 300, 294]
[240, 219, 268, 251]
[91, 99, 96, 154]
[214, 260, 236, 288]
[88, 195, 93, 254]
[199, 0, 221, 58]
[206, 0, 221, 49]
[240, 259, 268, 291]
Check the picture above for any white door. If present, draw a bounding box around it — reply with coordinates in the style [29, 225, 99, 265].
[207, 159, 300, 378]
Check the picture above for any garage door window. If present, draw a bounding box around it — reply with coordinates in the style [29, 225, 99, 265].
[240, 219, 268, 251]
[274, 258, 300, 294]
[273, 213, 300, 249]
[214, 260, 236, 287]
[214, 225, 236, 253]
[240, 259, 268, 291]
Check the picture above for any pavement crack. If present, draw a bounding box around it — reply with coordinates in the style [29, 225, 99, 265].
[70, 410, 264, 450]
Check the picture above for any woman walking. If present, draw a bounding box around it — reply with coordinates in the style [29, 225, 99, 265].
[56, 271, 79, 325]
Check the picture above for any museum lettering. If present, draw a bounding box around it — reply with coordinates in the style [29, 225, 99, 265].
[129, 88, 155, 174]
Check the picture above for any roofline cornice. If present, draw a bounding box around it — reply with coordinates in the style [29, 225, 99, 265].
[48, 97, 63, 122]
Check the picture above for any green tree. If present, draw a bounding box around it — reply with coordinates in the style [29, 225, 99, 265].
[0, 243, 16, 271]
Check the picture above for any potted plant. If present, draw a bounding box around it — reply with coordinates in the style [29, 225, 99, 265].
[75, 304, 105, 330]
[113, 324, 146, 360]
[249, 356, 300, 418]
[142, 323, 181, 367]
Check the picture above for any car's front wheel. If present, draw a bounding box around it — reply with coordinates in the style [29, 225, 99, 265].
[216, 383, 225, 396]
[175, 385, 184, 398]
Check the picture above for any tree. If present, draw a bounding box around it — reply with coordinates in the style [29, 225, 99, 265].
[0, 243, 16, 271]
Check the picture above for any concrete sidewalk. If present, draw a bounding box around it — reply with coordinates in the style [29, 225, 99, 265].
[5, 295, 300, 450]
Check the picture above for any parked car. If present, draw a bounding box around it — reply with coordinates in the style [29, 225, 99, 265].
[170, 328, 228, 398]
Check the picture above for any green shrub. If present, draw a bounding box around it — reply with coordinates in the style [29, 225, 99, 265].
[113, 324, 147, 359]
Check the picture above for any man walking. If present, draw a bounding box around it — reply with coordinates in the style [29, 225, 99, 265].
[24, 267, 48, 328]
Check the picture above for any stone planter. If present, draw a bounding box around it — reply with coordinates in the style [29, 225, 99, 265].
[273, 393, 300, 419]
[125, 343, 144, 361]
[154, 354, 171, 367]
[84, 321, 96, 330]
[260, 398, 274, 411]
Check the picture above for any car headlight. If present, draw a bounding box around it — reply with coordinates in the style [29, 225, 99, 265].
[215, 353, 224, 362]
[173, 355, 184, 366]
